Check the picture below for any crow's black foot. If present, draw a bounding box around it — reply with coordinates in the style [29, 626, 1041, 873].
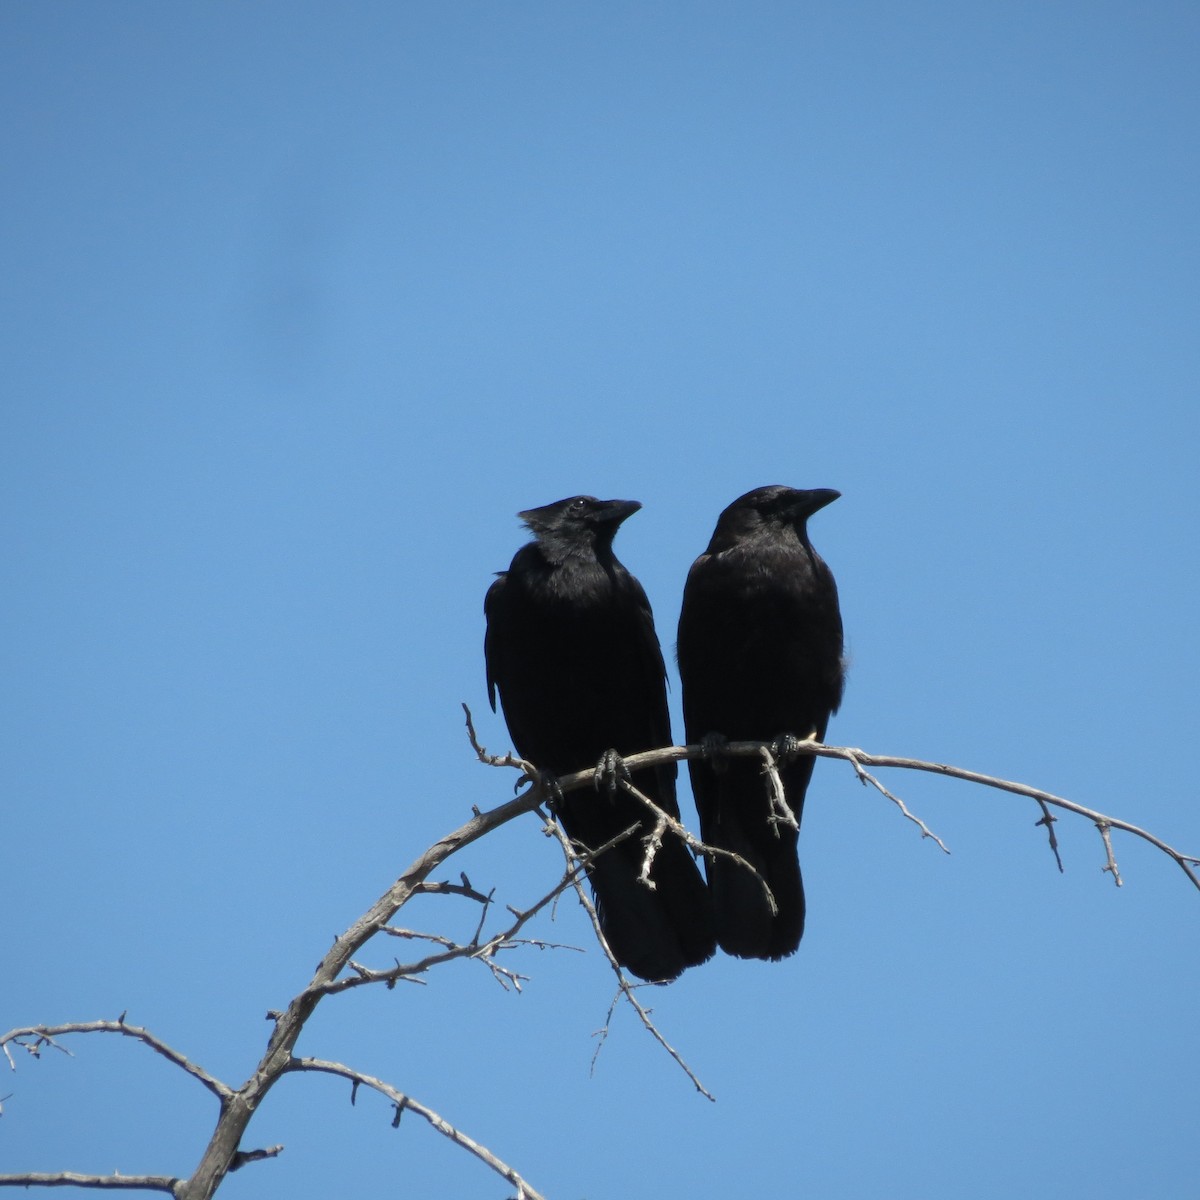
[518, 767, 564, 805]
[700, 731, 730, 774]
[593, 748, 631, 797]
[769, 730, 818, 763]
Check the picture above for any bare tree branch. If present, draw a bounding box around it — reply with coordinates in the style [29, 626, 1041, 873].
[488, 734, 1198, 894]
[0, 1020, 231, 1102]
[0, 769, 560, 1197]
[0, 1174, 179, 1193]
[285, 1057, 547, 1200]
[323, 853, 595, 996]
[4, 711, 1194, 1200]
[801, 742, 1199, 891]
[167, 780, 559, 1200]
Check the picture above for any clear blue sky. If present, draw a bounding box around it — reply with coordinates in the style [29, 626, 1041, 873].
[3, 3, 1198, 1196]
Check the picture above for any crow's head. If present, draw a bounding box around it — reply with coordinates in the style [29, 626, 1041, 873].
[707, 485, 840, 551]
[519, 495, 642, 562]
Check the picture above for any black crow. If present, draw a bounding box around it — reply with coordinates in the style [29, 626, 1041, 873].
[485, 495, 715, 981]
[677, 485, 844, 961]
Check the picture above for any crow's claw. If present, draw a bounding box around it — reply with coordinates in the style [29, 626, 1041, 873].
[593, 748, 631, 797]
[769, 730, 818, 763]
[518, 768, 564, 806]
[700, 731, 730, 774]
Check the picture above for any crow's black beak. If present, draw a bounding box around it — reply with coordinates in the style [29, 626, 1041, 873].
[595, 499, 642, 525]
[792, 488, 840, 518]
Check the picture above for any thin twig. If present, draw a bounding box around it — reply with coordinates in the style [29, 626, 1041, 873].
[463, 702, 539, 779]
[759, 745, 800, 834]
[414, 878, 494, 904]
[0, 1021, 230, 1101]
[1097, 822, 1123, 886]
[842, 748, 950, 854]
[228, 1147, 283, 1173]
[540, 814, 716, 1101]
[617, 776, 778, 916]
[1035, 799, 1065, 873]
[315, 846, 598, 997]
[286, 1057, 547, 1200]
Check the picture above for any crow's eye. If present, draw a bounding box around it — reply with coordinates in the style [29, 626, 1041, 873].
[569, 498, 589, 513]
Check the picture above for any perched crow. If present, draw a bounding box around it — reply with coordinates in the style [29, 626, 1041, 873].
[485, 495, 715, 981]
[677, 486, 844, 961]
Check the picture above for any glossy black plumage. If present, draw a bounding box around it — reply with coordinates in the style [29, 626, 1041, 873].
[677, 486, 845, 961]
[485, 495, 715, 981]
